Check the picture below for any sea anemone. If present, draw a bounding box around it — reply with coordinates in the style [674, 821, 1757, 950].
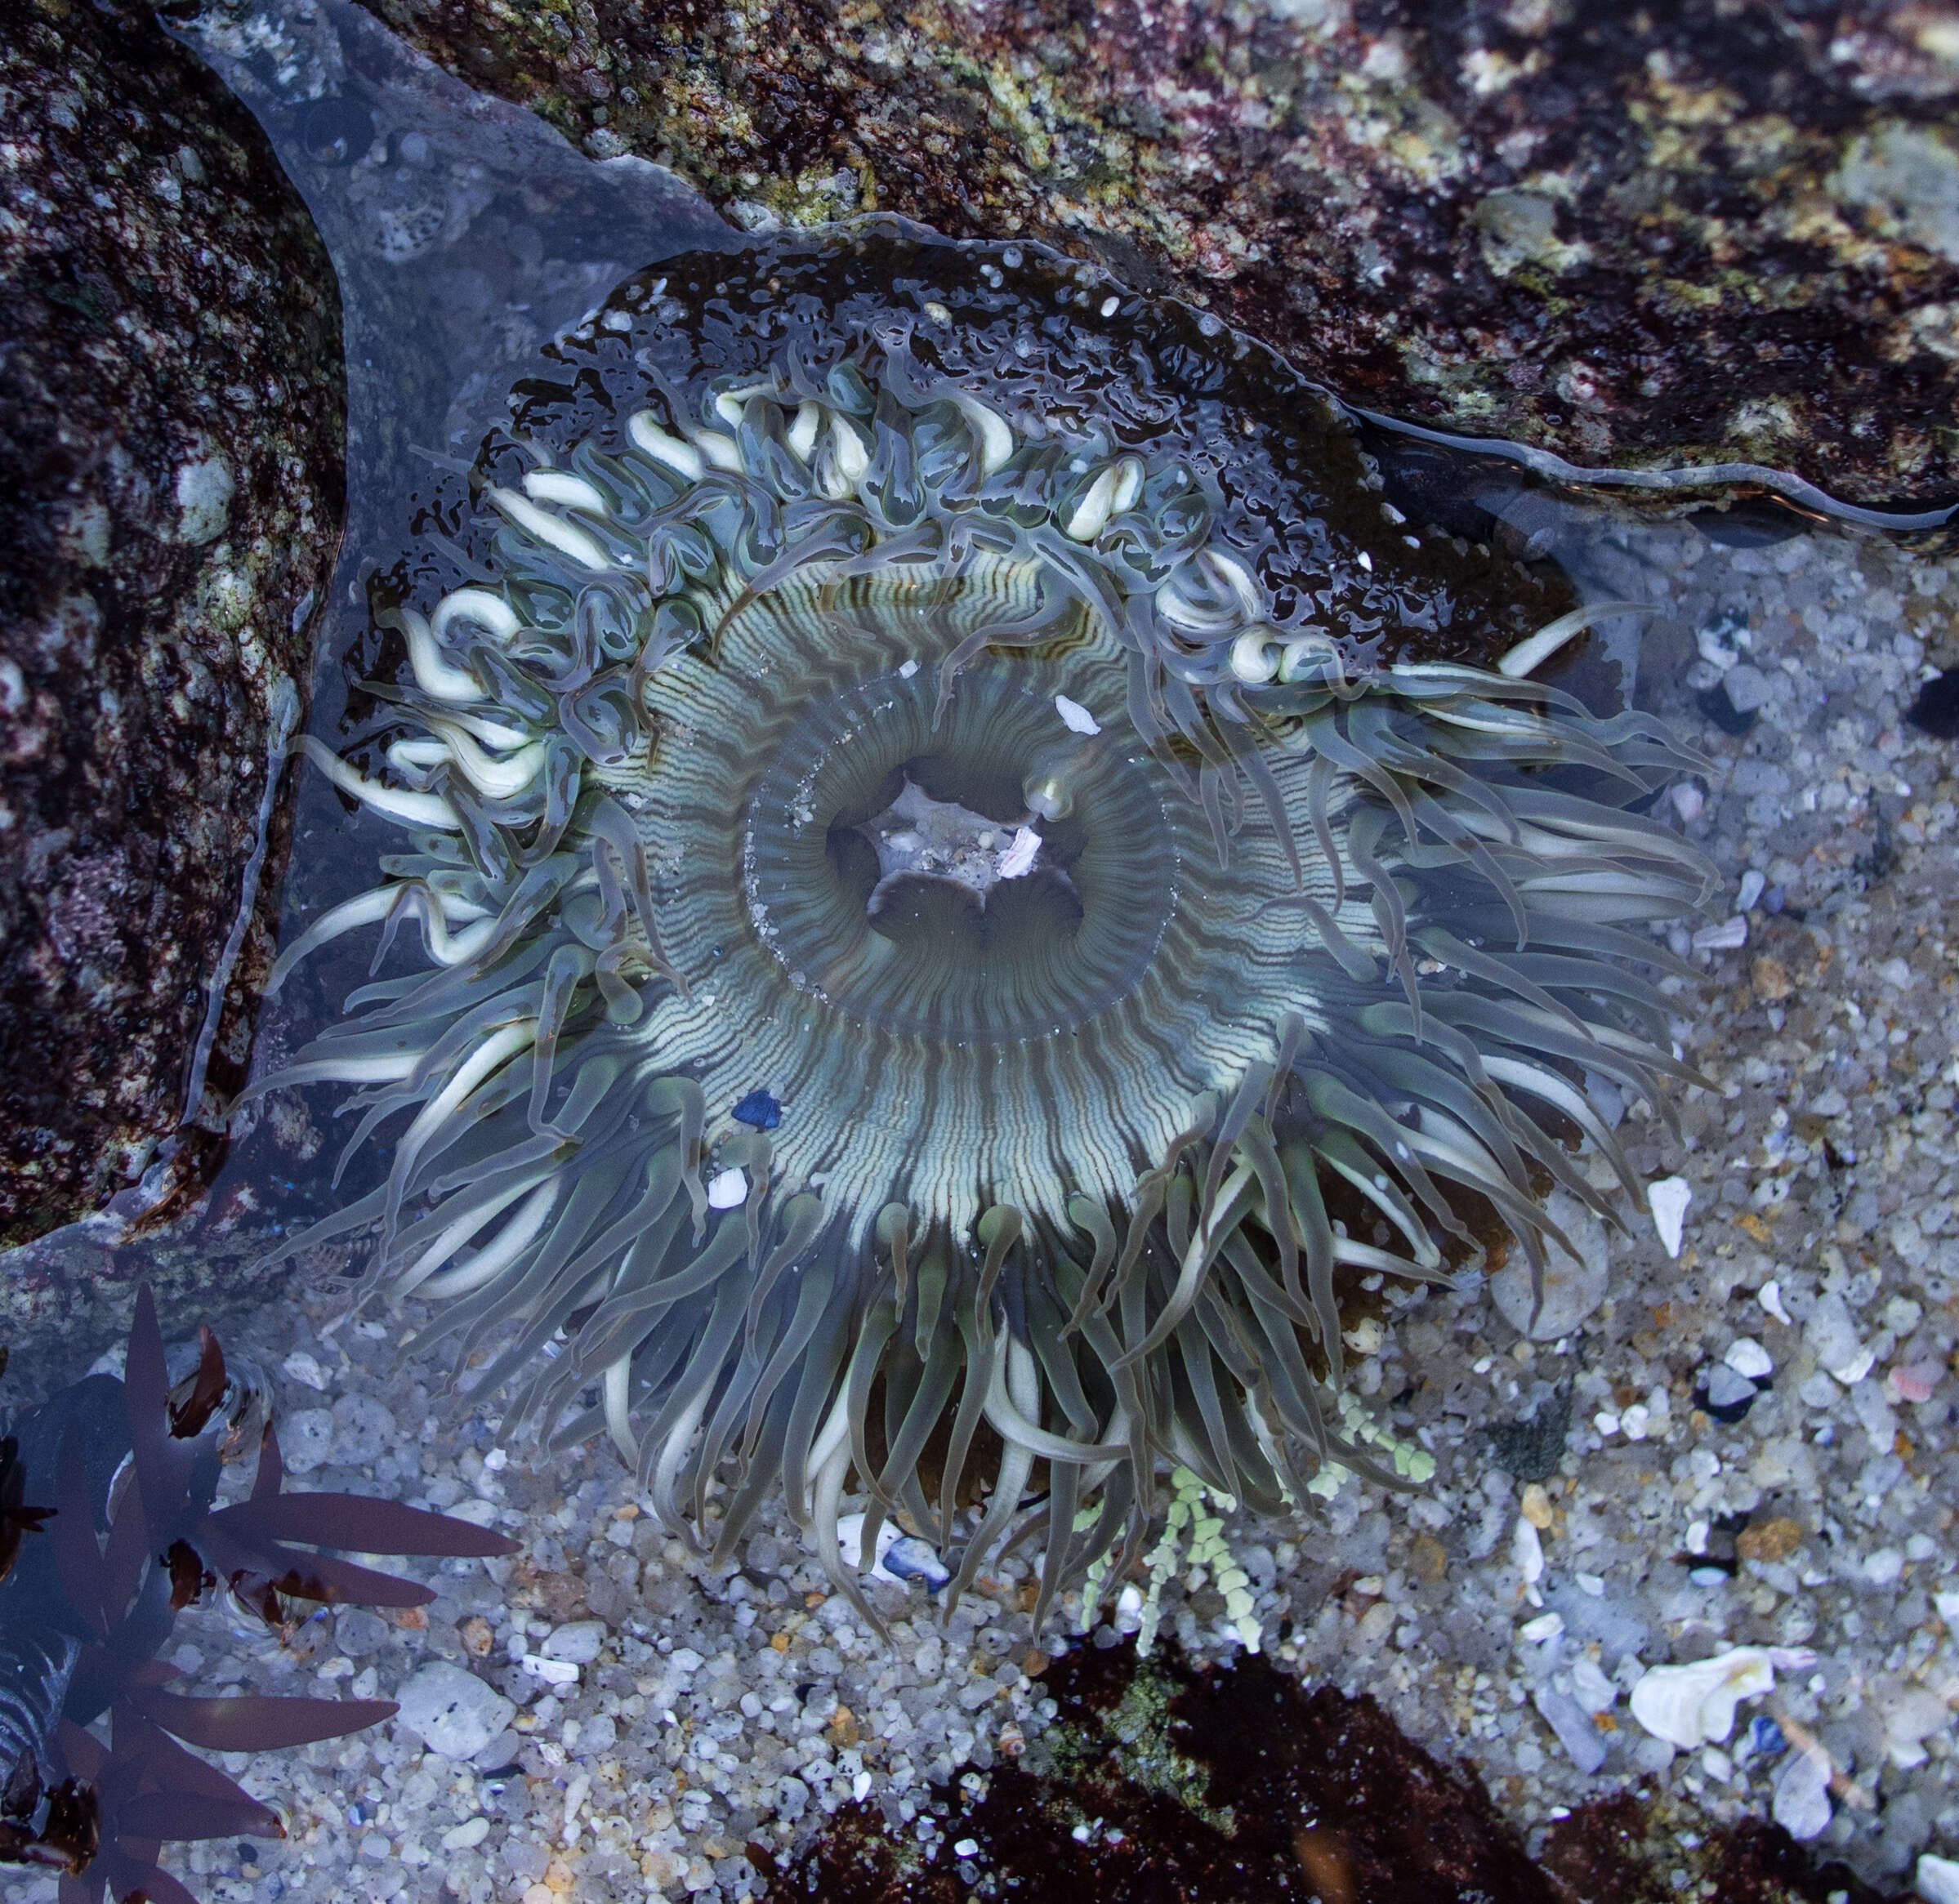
[252, 226, 1711, 1625]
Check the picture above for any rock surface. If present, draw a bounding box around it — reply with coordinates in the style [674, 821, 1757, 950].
[0, 0, 343, 1244]
[355, 0, 1959, 507]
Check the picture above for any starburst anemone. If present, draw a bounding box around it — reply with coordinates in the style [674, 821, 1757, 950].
[250, 226, 1714, 1625]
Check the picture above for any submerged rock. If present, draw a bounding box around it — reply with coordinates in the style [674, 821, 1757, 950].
[356, 0, 1959, 506]
[0, 0, 342, 1243]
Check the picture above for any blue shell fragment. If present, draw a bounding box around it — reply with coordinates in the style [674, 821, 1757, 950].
[881, 1536, 952, 1591]
[731, 1088, 782, 1130]
[1749, 1714, 1788, 1758]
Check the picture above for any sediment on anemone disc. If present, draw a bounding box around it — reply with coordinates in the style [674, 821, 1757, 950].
[245, 225, 1716, 1626]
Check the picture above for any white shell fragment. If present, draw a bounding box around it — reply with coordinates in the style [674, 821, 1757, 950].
[520, 1654, 580, 1688]
[1628, 1647, 1812, 1750]
[1054, 693, 1100, 735]
[1758, 1279, 1794, 1327]
[835, 1513, 951, 1590]
[997, 827, 1042, 881]
[1648, 1176, 1692, 1259]
[705, 1166, 747, 1210]
[1692, 916, 1748, 952]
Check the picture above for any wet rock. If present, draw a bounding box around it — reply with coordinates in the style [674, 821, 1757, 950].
[0, 1, 341, 1245]
[357, 0, 1959, 506]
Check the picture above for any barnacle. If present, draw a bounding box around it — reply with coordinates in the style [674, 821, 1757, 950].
[254, 227, 1711, 1625]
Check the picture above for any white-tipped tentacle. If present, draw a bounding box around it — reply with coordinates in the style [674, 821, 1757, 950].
[628, 412, 705, 481]
[298, 735, 457, 830]
[417, 1180, 558, 1301]
[485, 487, 615, 572]
[431, 586, 522, 647]
[1497, 600, 1653, 679]
[402, 608, 481, 703]
[953, 395, 1015, 475]
[522, 469, 609, 513]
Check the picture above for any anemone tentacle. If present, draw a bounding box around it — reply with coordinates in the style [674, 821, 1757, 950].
[248, 234, 1712, 1624]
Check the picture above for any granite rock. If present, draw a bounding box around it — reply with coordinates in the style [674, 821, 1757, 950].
[0, 0, 342, 1244]
[355, 0, 1959, 506]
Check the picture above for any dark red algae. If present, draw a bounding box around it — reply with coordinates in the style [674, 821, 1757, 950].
[763, 1640, 1913, 1904]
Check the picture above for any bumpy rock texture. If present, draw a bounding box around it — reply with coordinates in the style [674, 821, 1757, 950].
[0, 0, 343, 1244]
[355, 0, 1959, 508]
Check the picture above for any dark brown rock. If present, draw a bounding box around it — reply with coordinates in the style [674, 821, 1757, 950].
[351, 0, 1959, 510]
[0, 0, 344, 1245]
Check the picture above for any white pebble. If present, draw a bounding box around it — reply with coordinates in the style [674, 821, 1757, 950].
[1511, 1516, 1545, 1585]
[1725, 1337, 1774, 1380]
[395, 1663, 516, 1760]
[1918, 1854, 1959, 1904]
[1862, 1548, 1904, 1587]
[1758, 1279, 1794, 1327]
[1594, 1411, 1620, 1437]
[1736, 868, 1766, 911]
[441, 1817, 492, 1852]
[1648, 1176, 1692, 1258]
[541, 1620, 606, 1663]
[707, 1166, 747, 1209]
[1518, 1611, 1564, 1644]
[1670, 782, 1705, 823]
[521, 1654, 580, 1687]
[1773, 1745, 1833, 1840]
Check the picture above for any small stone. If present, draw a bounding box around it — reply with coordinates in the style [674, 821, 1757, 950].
[395, 1664, 516, 1760]
[1534, 1686, 1608, 1775]
[1519, 1484, 1555, 1531]
[1702, 1365, 1758, 1422]
[1917, 1854, 1959, 1904]
[1863, 1548, 1903, 1587]
[540, 1620, 606, 1664]
[441, 1817, 491, 1852]
[331, 1392, 397, 1466]
[1773, 1745, 1832, 1840]
[1512, 1516, 1545, 1585]
[1721, 662, 1770, 713]
[1750, 955, 1792, 1002]
[1889, 1362, 1940, 1405]
[1724, 1338, 1774, 1380]
[1490, 1189, 1609, 1339]
[279, 1407, 335, 1476]
[1735, 1518, 1802, 1564]
[1805, 1291, 1866, 1381]
[1408, 1532, 1448, 1584]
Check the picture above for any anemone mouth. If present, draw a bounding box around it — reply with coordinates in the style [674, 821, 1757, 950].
[253, 226, 1716, 1626]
